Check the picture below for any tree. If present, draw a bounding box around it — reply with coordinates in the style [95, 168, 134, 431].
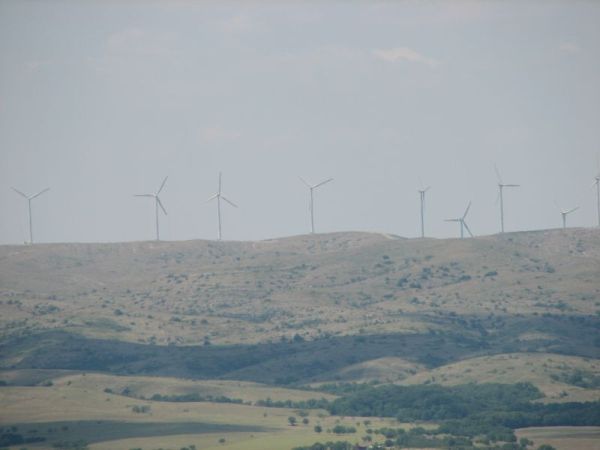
[288, 416, 297, 426]
[314, 425, 322, 433]
[519, 437, 533, 447]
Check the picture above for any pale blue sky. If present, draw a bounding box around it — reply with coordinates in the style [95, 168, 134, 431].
[1, 1, 599, 243]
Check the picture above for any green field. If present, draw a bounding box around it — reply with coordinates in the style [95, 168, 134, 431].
[0, 377, 397, 450]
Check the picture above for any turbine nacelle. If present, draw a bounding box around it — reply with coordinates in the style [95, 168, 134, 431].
[560, 206, 579, 215]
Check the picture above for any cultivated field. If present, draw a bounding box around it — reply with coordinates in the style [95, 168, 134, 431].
[516, 426, 600, 450]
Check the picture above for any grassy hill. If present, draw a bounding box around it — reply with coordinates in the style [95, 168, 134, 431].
[398, 352, 600, 403]
[1, 229, 599, 381]
[0, 228, 599, 449]
[1, 228, 598, 347]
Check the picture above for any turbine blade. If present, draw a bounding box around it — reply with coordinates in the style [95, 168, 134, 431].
[495, 189, 501, 205]
[314, 177, 333, 189]
[204, 193, 218, 203]
[445, 218, 461, 222]
[462, 201, 472, 219]
[221, 195, 238, 208]
[299, 177, 311, 188]
[494, 164, 503, 184]
[554, 200, 562, 212]
[218, 172, 222, 194]
[463, 221, 474, 237]
[566, 206, 579, 215]
[11, 187, 28, 199]
[30, 187, 50, 200]
[157, 197, 167, 215]
[504, 184, 520, 188]
[157, 176, 168, 195]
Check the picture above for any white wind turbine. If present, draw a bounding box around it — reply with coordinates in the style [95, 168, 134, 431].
[445, 201, 473, 239]
[299, 176, 333, 234]
[555, 202, 579, 229]
[417, 182, 431, 238]
[134, 176, 168, 241]
[11, 186, 50, 244]
[205, 172, 237, 241]
[494, 164, 520, 233]
[593, 156, 600, 227]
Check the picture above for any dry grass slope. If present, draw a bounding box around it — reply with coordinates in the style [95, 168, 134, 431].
[0, 228, 598, 347]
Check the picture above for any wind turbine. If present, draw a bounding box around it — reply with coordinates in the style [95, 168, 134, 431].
[417, 183, 430, 238]
[556, 202, 579, 229]
[134, 176, 168, 241]
[593, 156, 600, 227]
[205, 172, 237, 240]
[11, 186, 50, 244]
[299, 177, 333, 234]
[494, 164, 520, 233]
[445, 201, 473, 239]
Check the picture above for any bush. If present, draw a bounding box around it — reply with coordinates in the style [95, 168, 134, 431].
[131, 405, 151, 414]
[331, 425, 356, 434]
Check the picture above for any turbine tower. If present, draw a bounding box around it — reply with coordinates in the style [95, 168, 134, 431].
[11, 187, 50, 244]
[299, 177, 333, 234]
[206, 172, 237, 240]
[494, 164, 520, 233]
[445, 201, 473, 239]
[417, 184, 430, 238]
[135, 176, 168, 241]
[593, 156, 600, 227]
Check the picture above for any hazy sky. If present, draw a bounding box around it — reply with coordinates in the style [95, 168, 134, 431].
[1, 0, 599, 244]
